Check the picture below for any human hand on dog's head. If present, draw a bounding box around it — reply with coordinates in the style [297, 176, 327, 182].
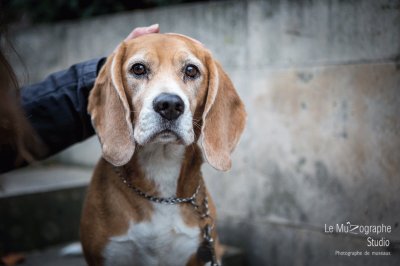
[124, 24, 160, 41]
[113, 24, 160, 53]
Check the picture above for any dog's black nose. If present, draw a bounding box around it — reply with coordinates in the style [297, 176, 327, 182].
[153, 93, 185, 120]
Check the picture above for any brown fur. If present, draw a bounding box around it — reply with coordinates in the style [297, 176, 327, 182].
[81, 34, 246, 266]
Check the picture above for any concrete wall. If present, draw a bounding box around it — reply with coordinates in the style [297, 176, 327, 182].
[8, 0, 400, 265]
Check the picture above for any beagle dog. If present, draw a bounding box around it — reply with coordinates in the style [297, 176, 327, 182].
[80, 33, 246, 266]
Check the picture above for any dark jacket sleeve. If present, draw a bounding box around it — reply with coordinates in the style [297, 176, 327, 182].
[0, 58, 107, 174]
[21, 57, 106, 157]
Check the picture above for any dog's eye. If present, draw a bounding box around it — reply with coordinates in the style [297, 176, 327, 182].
[131, 63, 147, 76]
[184, 64, 199, 79]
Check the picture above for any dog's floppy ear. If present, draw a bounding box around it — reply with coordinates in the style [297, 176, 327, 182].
[200, 55, 246, 171]
[88, 42, 135, 166]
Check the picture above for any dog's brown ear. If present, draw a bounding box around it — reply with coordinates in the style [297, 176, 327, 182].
[88, 43, 135, 166]
[200, 55, 246, 171]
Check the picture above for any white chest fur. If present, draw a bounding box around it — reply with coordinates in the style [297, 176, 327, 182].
[103, 144, 201, 266]
[138, 143, 185, 197]
[103, 205, 200, 266]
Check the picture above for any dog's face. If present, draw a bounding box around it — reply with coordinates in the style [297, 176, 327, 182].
[89, 34, 246, 171]
[124, 34, 208, 146]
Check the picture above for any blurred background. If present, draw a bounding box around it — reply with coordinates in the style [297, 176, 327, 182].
[1, 0, 399, 265]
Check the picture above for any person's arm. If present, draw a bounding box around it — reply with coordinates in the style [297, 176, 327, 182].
[21, 57, 106, 157]
[0, 58, 105, 173]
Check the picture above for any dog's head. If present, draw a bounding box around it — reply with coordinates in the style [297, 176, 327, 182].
[89, 34, 246, 171]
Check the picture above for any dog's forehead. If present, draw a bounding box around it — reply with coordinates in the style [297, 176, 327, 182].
[124, 34, 206, 61]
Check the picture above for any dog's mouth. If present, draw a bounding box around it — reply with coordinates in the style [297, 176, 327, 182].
[147, 129, 184, 144]
[134, 114, 195, 146]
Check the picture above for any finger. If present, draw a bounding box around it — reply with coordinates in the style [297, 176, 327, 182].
[125, 24, 160, 41]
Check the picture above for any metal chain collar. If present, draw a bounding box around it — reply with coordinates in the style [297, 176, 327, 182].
[114, 166, 201, 205]
[113, 166, 220, 265]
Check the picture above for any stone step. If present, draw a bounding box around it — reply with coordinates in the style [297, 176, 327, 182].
[0, 165, 92, 198]
[0, 165, 92, 252]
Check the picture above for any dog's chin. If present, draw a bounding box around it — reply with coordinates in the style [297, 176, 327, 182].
[152, 130, 181, 144]
[138, 129, 193, 146]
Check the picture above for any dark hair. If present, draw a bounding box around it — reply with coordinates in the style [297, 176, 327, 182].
[0, 24, 44, 169]
[0, 34, 19, 91]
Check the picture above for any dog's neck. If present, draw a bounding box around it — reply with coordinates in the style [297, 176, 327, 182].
[127, 143, 203, 198]
[137, 143, 185, 197]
